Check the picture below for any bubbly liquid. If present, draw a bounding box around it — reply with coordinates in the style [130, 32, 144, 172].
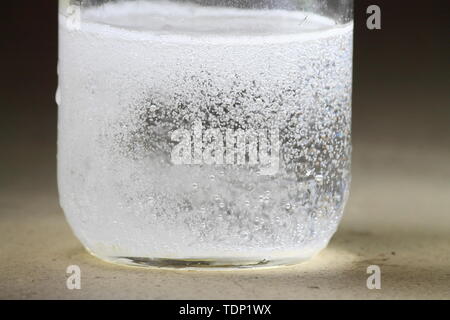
[58, 1, 353, 267]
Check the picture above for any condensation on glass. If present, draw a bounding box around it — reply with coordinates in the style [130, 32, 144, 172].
[57, 0, 354, 269]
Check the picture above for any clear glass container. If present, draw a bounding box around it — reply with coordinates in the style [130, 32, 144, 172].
[57, 0, 353, 269]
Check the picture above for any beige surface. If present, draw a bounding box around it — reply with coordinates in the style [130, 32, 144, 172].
[0, 139, 449, 300]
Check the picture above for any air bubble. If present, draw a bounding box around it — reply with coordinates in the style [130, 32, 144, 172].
[315, 175, 324, 184]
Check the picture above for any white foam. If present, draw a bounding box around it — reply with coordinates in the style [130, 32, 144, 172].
[61, 0, 352, 45]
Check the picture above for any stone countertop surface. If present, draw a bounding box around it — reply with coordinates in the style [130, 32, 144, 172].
[1, 139, 449, 300]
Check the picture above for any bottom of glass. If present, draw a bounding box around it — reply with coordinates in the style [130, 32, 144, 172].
[86, 244, 327, 271]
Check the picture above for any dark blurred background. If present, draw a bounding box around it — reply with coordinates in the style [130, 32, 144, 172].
[0, 0, 449, 207]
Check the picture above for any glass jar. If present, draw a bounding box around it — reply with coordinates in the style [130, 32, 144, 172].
[57, 0, 353, 269]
